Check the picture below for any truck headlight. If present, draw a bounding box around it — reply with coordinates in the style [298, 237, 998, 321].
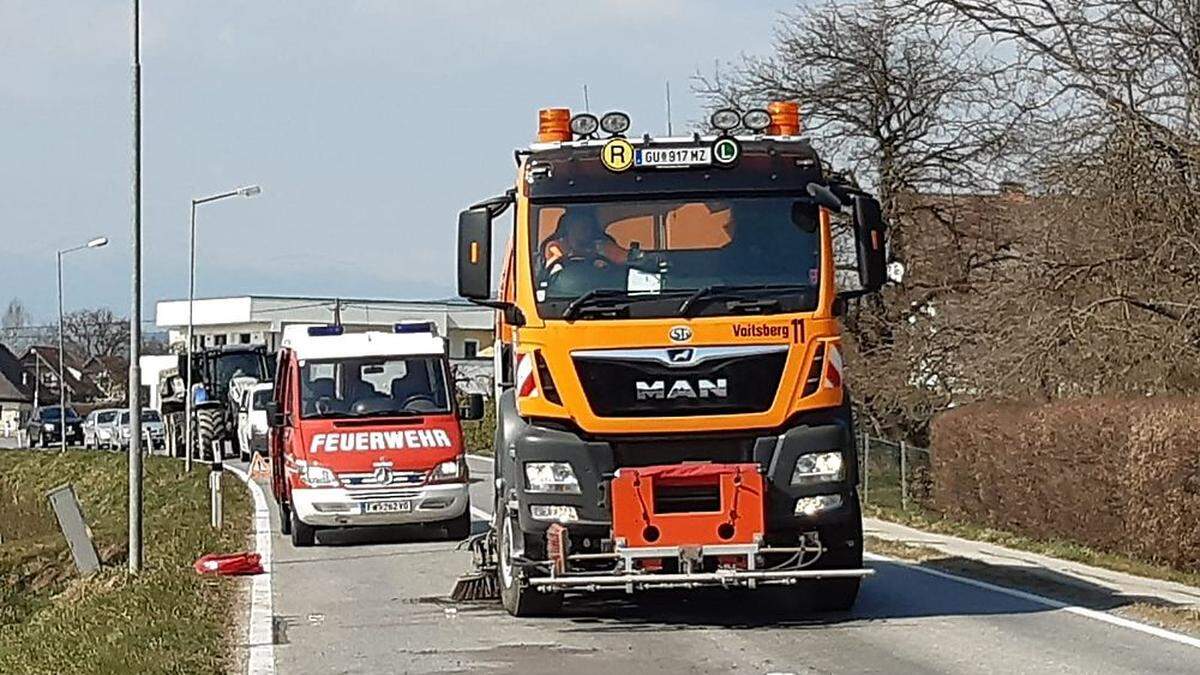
[302, 465, 339, 488]
[794, 494, 843, 516]
[530, 505, 579, 523]
[43, 423, 55, 431]
[524, 462, 581, 494]
[791, 451, 844, 485]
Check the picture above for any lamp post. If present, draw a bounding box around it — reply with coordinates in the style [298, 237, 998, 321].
[57, 237, 108, 453]
[184, 185, 261, 471]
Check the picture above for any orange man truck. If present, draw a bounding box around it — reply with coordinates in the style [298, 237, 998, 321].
[267, 323, 485, 547]
[456, 103, 888, 615]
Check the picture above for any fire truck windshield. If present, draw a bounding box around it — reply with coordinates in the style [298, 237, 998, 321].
[299, 355, 451, 418]
[529, 196, 821, 319]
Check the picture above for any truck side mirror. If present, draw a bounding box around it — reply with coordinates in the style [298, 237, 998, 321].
[852, 195, 888, 292]
[459, 393, 485, 421]
[264, 400, 286, 428]
[457, 208, 492, 300]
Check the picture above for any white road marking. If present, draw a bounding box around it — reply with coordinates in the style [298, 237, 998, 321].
[473, 450, 1200, 649]
[866, 552, 1200, 650]
[227, 464, 277, 675]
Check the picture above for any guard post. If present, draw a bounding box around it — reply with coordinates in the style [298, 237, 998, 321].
[210, 439, 223, 528]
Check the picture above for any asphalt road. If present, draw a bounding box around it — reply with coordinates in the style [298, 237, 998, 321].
[255, 456, 1200, 674]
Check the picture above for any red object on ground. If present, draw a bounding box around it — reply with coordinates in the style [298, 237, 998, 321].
[194, 552, 264, 576]
[611, 463, 765, 548]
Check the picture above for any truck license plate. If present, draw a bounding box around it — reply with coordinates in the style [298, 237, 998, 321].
[635, 146, 712, 168]
[363, 501, 411, 514]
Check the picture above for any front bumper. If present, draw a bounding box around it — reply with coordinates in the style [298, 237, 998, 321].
[508, 412, 857, 537]
[292, 482, 469, 527]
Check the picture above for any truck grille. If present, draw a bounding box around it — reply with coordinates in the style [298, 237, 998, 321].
[572, 345, 787, 418]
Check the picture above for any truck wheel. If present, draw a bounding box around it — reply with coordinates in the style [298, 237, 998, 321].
[497, 509, 561, 617]
[195, 408, 221, 461]
[290, 508, 316, 547]
[440, 509, 471, 541]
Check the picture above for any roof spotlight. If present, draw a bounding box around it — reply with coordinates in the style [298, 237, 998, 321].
[599, 111, 631, 136]
[742, 108, 772, 132]
[710, 108, 741, 132]
[570, 113, 599, 138]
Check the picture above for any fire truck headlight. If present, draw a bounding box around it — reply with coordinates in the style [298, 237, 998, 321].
[530, 505, 579, 523]
[432, 460, 459, 480]
[794, 494, 843, 516]
[303, 465, 339, 488]
[791, 451, 845, 485]
[524, 462, 581, 494]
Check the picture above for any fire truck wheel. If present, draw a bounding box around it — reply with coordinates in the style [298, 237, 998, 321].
[441, 510, 471, 541]
[290, 508, 316, 547]
[497, 509, 562, 617]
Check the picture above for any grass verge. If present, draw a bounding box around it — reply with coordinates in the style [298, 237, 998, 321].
[0, 450, 252, 674]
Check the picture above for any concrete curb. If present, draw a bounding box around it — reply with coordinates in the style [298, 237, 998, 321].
[227, 464, 276, 675]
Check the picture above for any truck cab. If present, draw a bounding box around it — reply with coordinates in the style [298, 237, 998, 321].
[456, 104, 888, 615]
[267, 323, 484, 547]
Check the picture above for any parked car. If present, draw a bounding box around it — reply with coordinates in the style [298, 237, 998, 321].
[237, 382, 273, 462]
[25, 406, 84, 448]
[83, 408, 121, 450]
[113, 409, 166, 452]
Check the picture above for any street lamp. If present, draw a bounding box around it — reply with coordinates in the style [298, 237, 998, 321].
[57, 236, 108, 453]
[185, 185, 261, 471]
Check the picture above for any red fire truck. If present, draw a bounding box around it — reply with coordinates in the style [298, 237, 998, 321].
[267, 323, 485, 547]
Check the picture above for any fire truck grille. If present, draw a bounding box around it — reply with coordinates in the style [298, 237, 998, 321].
[339, 471, 426, 501]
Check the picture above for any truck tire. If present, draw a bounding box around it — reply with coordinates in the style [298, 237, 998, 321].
[195, 408, 222, 461]
[440, 509, 471, 541]
[811, 578, 861, 612]
[290, 508, 316, 547]
[496, 508, 562, 617]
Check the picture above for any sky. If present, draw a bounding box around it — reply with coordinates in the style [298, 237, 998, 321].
[1, 0, 797, 323]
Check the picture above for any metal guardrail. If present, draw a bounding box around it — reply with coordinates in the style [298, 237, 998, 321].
[858, 430, 933, 511]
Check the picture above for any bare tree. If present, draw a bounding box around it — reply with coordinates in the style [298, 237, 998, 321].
[62, 308, 130, 360]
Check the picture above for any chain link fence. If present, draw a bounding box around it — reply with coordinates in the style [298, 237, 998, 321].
[857, 430, 933, 512]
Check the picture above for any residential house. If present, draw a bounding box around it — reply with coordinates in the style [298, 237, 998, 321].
[19, 346, 104, 409]
[0, 344, 35, 436]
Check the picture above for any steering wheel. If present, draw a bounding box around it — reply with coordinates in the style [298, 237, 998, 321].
[314, 396, 336, 415]
[402, 393, 439, 412]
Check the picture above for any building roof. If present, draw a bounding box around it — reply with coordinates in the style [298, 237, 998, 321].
[155, 295, 493, 333]
[0, 343, 31, 403]
[20, 346, 105, 401]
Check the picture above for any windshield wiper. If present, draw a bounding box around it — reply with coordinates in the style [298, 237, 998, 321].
[562, 289, 691, 320]
[349, 409, 424, 418]
[562, 289, 634, 320]
[679, 284, 814, 317]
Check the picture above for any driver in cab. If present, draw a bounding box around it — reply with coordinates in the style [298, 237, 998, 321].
[541, 209, 628, 275]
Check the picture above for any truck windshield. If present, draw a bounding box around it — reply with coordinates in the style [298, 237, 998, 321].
[299, 355, 451, 419]
[215, 352, 267, 385]
[529, 196, 821, 319]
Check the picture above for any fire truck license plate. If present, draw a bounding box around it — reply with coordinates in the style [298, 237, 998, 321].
[635, 146, 712, 168]
[363, 501, 411, 514]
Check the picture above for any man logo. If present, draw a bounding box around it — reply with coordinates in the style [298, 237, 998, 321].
[668, 348, 694, 364]
[669, 325, 693, 343]
[636, 378, 728, 401]
[373, 466, 394, 485]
